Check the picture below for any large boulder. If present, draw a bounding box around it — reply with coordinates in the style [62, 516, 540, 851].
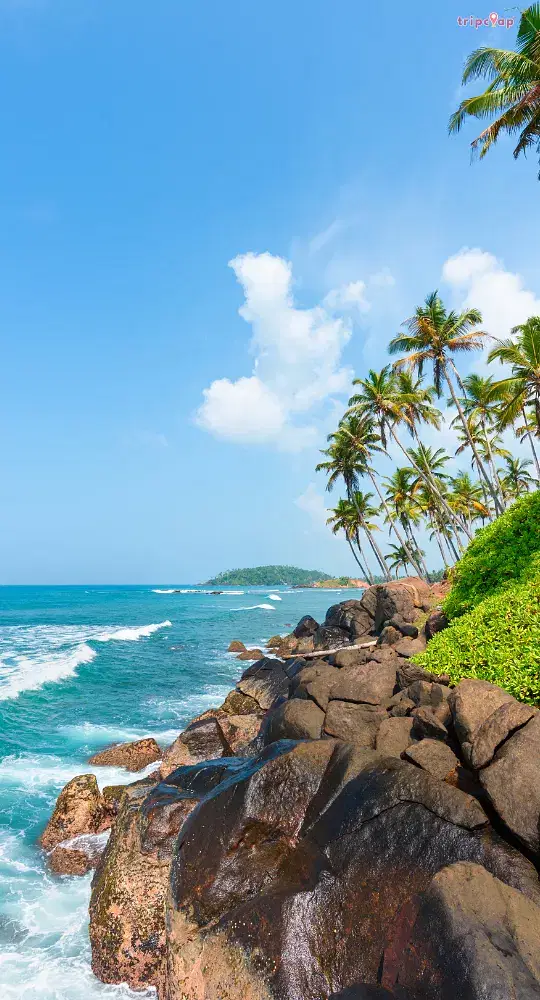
[325, 600, 375, 640]
[292, 663, 342, 712]
[424, 609, 449, 641]
[160, 716, 232, 778]
[480, 713, 540, 856]
[294, 615, 320, 638]
[329, 660, 397, 706]
[236, 657, 289, 710]
[324, 701, 387, 747]
[470, 700, 537, 770]
[165, 748, 540, 1000]
[40, 774, 108, 850]
[89, 737, 161, 772]
[403, 739, 459, 780]
[383, 863, 540, 998]
[313, 625, 351, 650]
[89, 770, 202, 991]
[263, 698, 325, 743]
[449, 679, 514, 748]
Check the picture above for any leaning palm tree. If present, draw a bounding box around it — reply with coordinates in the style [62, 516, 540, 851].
[348, 490, 389, 582]
[488, 315, 540, 435]
[347, 366, 469, 538]
[448, 472, 491, 533]
[332, 414, 427, 580]
[454, 374, 507, 504]
[449, 5, 540, 175]
[389, 292, 503, 514]
[386, 542, 424, 579]
[326, 499, 374, 584]
[498, 456, 534, 501]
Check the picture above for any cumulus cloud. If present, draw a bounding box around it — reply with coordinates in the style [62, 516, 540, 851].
[294, 483, 330, 528]
[196, 252, 355, 451]
[324, 280, 370, 314]
[442, 249, 540, 346]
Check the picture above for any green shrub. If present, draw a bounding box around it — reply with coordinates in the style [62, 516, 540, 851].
[415, 576, 540, 704]
[444, 491, 540, 618]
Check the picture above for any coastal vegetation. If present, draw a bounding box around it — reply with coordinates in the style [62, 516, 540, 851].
[203, 565, 332, 586]
[449, 4, 540, 175]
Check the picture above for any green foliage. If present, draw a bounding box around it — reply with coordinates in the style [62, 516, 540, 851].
[415, 577, 540, 705]
[204, 565, 332, 586]
[443, 491, 540, 618]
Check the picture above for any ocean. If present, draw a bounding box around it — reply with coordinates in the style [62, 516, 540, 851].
[0, 583, 352, 999]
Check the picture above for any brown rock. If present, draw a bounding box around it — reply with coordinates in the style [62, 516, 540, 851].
[480, 713, 540, 855]
[329, 660, 397, 706]
[313, 624, 351, 650]
[324, 701, 386, 747]
[227, 639, 246, 653]
[333, 646, 375, 669]
[237, 657, 289, 710]
[393, 636, 427, 658]
[293, 663, 342, 711]
[263, 698, 325, 743]
[49, 845, 96, 875]
[411, 707, 448, 742]
[265, 634, 283, 648]
[377, 626, 403, 647]
[293, 615, 320, 638]
[102, 784, 126, 818]
[89, 737, 161, 772]
[236, 648, 264, 661]
[383, 863, 540, 999]
[375, 717, 416, 757]
[218, 713, 262, 754]
[424, 609, 449, 641]
[471, 700, 537, 770]
[40, 774, 106, 850]
[449, 678, 513, 747]
[404, 739, 459, 779]
[220, 689, 260, 715]
[161, 717, 231, 778]
[295, 636, 315, 655]
[396, 661, 450, 690]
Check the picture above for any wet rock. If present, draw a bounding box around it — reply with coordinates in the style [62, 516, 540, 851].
[101, 784, 126, 820]
[329, 660, 397, 706]
[470, 700, 537, 770]
[237, 657, 289, 710]
[263, 698, 325, 743]
[40, 774, 107, 850]
[313, 625, 351, 650]
[375, 717, 416, 757]
[220, 689, 260, 715]
[424, 609, 449, 641]
[283, 656, 309, 680]
[383, 863, 540, 998]
[218, 713, 262, 755]
[236, 647, 264, 661]
[480, 713, 540, 855]
[160, 717, 232, 778]
[227, 639, 246, 653]
[49, 845, 96, 875]
[404, 739, 459, 780]
[165, 750, 538, 1000]
[325, 599, 375, 640]
[411, 707, 448, 742]
[89, 738, 161, 772]
[294, 615, 320, 638]
[324, 701, 386, 747]
[449, 678, 513, 747]
[292, 663, 342, 711]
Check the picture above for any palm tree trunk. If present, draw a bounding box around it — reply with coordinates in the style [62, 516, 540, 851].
[362, 521, 391, 581]
[354, 531, 375, 584]
[480, 418, 506, 503]
[446, 361, 503, 515]
[407, 521, 432, 581]
[432, 522, 450, 568]
[521, 406, 540, 480]
[346, 536, 371, 582]
[390, 424, 472, 540]
[366, 468, 427, 581]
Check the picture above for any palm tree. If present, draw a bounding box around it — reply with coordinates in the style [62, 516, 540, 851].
[454, 374, 507, 504]
[498, 456, 534, 500]
[389, 292, 504, 514]
[332, 414, 428, 580]
[449, 5, 540, 175]
[347, 366, 470, 538]
[349, 490, 389, 582]
[386, 542, 425, 578]
[316, 437, 391, 580]
[488, 315, 540, 446]
[326, 499, 374, 584]
[448, 472, 490, 533]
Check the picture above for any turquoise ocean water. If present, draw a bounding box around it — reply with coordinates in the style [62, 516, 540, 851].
[0, 584, 353, 999]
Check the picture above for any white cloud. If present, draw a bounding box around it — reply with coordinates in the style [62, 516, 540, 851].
[196, 252, 354, 451]
[324, 280, 370, 314]
[369, 268, 396, 288]
[442, 248, 540, 346]
[294, 483, 330, 528]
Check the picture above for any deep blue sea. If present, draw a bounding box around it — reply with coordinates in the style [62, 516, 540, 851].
[0, 583, 353, 998]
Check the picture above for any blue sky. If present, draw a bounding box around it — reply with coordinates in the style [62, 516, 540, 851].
[1, 0, 539, 584]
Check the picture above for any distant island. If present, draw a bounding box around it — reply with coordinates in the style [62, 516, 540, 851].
[203, 565, 333, 587]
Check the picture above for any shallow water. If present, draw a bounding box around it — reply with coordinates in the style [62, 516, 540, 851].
[0, 584, 354, 997]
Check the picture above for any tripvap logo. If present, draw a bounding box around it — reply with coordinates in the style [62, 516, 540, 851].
[457, 11, 515, 27]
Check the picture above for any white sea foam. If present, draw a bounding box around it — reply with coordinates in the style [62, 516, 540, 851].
[0, 621, 172, 701]
[59, 721, 180, 749]
[232, 604, 275, 611]
[0, 753, 160, 795]
[221, 591, 244, 595]
[268, 593, 282, 601]
[57, 830, 110, 859]
[152, 588, 175, 594]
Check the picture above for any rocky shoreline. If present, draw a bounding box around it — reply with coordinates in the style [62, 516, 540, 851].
[39, 578, 540, 998]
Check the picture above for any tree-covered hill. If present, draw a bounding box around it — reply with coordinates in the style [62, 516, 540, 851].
[203, 565, 332, 586]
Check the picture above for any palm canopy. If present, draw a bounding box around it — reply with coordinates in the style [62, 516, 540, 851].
[488, 316, 540, 431]
[499, 456, 534, 497]
[388, 291, 486, 395]
[449, 4, 540, 173]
